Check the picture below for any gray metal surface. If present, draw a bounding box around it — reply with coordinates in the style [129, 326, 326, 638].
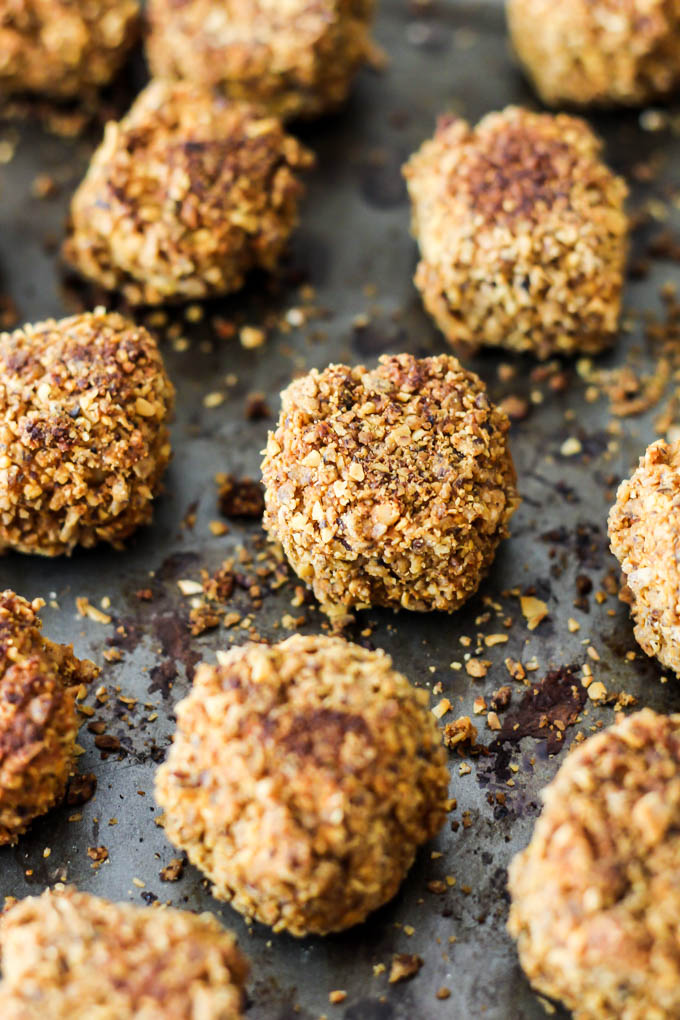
[0, 1, 677, 1017]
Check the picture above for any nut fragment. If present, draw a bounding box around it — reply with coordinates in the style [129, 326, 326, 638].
[155, 634, 449, 935]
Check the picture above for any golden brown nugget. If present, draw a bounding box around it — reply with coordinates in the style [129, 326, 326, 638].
[64, 80, 314, 305]
[261, 353, 519, 624]
[0, 309, 174, 555]
[609, 438, 680, 675]
[155, 635, 449, 936]
[0, 887, 249, 1019]
[508, 709, 680, 1020]
[403, 107, 629, 359]
[0, 0, 139, 98]
[0, 591, 98, 845]
[508, 0, 680, 107]
[146, 0, 376, 120]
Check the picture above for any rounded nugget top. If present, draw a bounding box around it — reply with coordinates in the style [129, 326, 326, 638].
[0, 0, 139, 97]
[0, 308, 174, 555]
[64, 80, 314, 305]
[146, 0, 376, 120]
[608, 438, 680, 676]
[507, 0, 680, 107]
[0, 590, 98, 845]
[155, 634, 450, 936]
[0, 887, 249, 1019]
[261, 353, 519, 622]
[508, 708, 680, 1020]
[403, 106, 629, 358]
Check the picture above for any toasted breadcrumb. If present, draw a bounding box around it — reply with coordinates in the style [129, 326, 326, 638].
[155, 634, 449, 936]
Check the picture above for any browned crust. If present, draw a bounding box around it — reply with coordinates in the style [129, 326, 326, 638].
[0, 308, 174, 555]
[508, 0, 680, 107]
[261, 352, 519, 622]
[145, 0, 376, 120]
[64, 80, 314, 305]
[0, 0, 140, 98]
[508, 709, 680, 1020]
[403, 106, 629, 359]
[155, 634, 450, 936]
[0, 590, 98, 845]
[0, 887, 249, 1018]
[608, 438, 680, 674]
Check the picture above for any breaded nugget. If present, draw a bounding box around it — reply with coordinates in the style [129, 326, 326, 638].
[64, 80, 314, 305]
[508, 709, 680, 1020]
[0, 887, 249, 1019]
[508, 0, 680, 107]
[0, 0, 139, 98]
[0, 309, 174, 555]
[155, 634, 449, 936]
[261, 353, 519, 624]
[403, 107, 628, 359]
[0, 590, 98, 845]
[146, 0, 376, 120]
[609, 438, 680, 675]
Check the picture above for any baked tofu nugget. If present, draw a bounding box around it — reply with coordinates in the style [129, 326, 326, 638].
[403, 107, 628, 359]
[64, 80, 314, 305]
[0, 309, 174, 555]
[0, 887, 249, 1019]
[155, 635, 449, 936]
[0, 590, 98, 845]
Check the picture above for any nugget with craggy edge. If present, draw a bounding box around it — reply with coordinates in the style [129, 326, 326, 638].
[403, 106, 629, 359]
[261, 353, 519, 624]
[609, 437, 680, 675]
[508, 708, 680, 1020]
[155, 634, 449, 935]
[145, 0, 376, 120]
[507, 0, 680, 107]
[0, 309, 174, 555]
[64, 80, 314, 305]
[0, 887, 249, 1019]
[0, 0, 139, 98]
[0, 590, 98, 845]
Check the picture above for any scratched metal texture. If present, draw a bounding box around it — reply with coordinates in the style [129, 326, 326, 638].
[0, 1, 678, 1018]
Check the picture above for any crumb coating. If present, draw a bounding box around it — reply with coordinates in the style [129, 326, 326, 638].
[609, 438, 680, 675]
[0, 591, 98, 845]
[261, 353, 519, 622]
[64, 80, 314, 305]
[0, 309, 174, 555]
[155, 634, 449, 936]
[0, 887, 249, 1019]
[0, 0, 139, 98]
[508, 709, 680, 1020]
[403, 106, 629, 359]
[507, 0, 680, 107]
[146, 0, 376, 120]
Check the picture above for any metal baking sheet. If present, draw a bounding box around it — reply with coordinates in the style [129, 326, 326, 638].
[1, 1, 679, 1017]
